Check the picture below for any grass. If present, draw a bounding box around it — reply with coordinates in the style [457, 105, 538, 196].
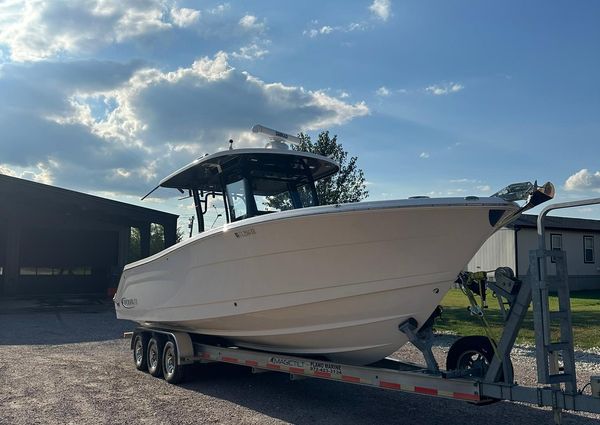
[436, 289, 600, 350]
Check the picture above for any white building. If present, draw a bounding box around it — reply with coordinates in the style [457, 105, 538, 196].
[468, 214, 600, 291]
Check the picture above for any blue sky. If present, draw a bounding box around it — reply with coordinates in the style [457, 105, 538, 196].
[1, 0, 599, 228]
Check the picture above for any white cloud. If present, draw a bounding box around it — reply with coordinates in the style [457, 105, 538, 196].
[0, 0, 202, 62]
[231, 43, 269, 60]
[375, 86, 390, 97]
[450, 178, 477, 183]
[0, 160, 58, 184]
[476, 185, 491, 192]
[303, 22, 367, 38]
[207, 4, 230, 15]
[425, 82, 464, 96]
[170, 7, 201, 27]
[419, 152, 430, 159]
[239, 14, 265, 32]
[369, 0, 392, 21]
[0, 54, 368, 194]
[565, 169, 600, 192]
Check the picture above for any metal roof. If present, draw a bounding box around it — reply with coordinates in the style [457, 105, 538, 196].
[511, 213, 600, 232]
[0, 174, 178, 224]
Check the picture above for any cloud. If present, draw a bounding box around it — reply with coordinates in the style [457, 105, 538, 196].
[425, 82, 464, 96]
[476, 185, 491, 192]
[0, 53, 368, 195]
[170, 7, 201, 27]
[238, 14, 265, 32]
[375, 86, 390, 97]
[207, 4, 231, 15]
[419, 152, 430, 159]
[231, 43, 269, 60]
[0, 0, 205, 62]
[303, 22, 367, 38]
[565, 169, 600, 192]
[369, 0, 392, 21]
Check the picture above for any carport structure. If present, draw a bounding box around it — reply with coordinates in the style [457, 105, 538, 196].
[0, 174, 178, 297]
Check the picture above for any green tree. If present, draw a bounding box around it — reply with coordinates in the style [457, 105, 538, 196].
[295, 131, 368, 205]
[128, 224, 185, 262]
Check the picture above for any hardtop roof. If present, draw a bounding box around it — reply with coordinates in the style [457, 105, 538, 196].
[159, 148, 340, 191]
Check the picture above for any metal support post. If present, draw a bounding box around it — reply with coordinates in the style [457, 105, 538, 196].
[398, 318, 439, 373]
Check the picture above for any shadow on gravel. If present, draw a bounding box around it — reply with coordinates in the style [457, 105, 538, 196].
[0, 297, 133, 345]
[176, 363, 596, 425]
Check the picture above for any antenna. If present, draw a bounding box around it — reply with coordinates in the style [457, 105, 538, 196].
[210, 204, 222, 229]
[252, 124, 301, 149]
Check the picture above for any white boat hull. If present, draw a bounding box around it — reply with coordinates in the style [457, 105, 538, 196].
[115, 198, 518, 364]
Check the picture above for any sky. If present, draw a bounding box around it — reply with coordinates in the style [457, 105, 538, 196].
[1, 0, 600, 231]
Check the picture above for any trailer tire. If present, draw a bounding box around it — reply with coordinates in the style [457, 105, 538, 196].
[447, 335, 512, 379]
[133, 332, 149, 371]
[447, 335, 514, 406]
[147, 337, 164, 378]
[162, 340, 186, 384]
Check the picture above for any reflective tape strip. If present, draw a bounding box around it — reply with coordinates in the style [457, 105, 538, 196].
[437, 390, 454, 399]
[266, 363, 281, 370]
[289, 367, 304, 374]
[379, 381, 401, 390]
[415, 386, 437, 396]
[222, 356, 238, 363]
[313, 371, 331, 378]
[453, 392, 480, 401]
[342, 375, 360, 383]
[245, 360, 258, 367]
[201, 352, 211, 360]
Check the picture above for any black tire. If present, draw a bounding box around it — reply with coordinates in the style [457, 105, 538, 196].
[162, 340, 186, 384]
[147, 337, 164, 378]
[133, 333, 149, 371]
[446, 335, 513, 405]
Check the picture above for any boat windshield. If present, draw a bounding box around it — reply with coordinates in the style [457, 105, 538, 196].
[225, 176, 319, 222]
[159, 150, 336, 230]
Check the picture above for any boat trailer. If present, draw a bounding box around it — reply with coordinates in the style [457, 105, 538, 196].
[128, 198, 600, 424]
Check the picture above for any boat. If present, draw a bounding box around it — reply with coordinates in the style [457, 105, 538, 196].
[114, 125, 555, 365]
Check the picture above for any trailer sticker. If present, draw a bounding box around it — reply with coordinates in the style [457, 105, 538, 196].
[308, 361, 342, 376]
[268, 357, 306, 369]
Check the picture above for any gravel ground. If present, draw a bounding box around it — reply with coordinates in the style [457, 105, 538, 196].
[0, 300, 599, 425]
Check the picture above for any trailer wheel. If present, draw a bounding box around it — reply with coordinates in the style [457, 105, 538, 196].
[162, 340, 186, 384]
[133, 333, 149, 371]
[446, 336, 513, 405]
[147, 337, 164, 378]
[447, 336, 511, 379]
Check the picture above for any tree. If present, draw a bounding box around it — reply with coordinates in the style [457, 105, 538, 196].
[128, 224, 185, 262]
[295, 131, 368, 205]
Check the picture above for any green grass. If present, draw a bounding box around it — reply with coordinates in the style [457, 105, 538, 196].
[436, 289, 600, 350]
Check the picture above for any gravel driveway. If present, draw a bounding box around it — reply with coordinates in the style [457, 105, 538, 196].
[0, 300, 599, 424]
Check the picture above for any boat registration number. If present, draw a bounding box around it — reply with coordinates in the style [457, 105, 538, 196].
[234, 228, 256, 238]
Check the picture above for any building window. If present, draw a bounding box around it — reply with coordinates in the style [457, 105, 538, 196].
[550, 233, 562, 263]
[19, 267, 92, 276]
[584, 236, 595, 263]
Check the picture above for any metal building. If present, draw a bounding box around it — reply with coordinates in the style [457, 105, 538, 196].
[468, 214, 600, 291]
[0, 174, 178, 297]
